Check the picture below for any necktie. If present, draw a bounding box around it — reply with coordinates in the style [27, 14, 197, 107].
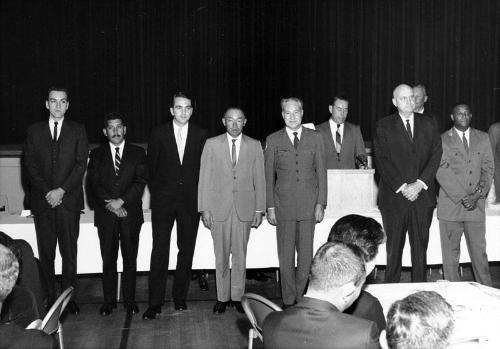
[114, 147, 121, 175]
[405, 119, 413, 141]
[335, 124, 342, 154]
[293, 132, 299, 149]
[176, 128, 184, 163]
[53, 121, 58, 142]
[462, 132, 469, 153]
[231, 139, 237, 168]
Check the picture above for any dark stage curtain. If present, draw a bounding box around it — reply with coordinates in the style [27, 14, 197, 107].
[1, 0, 499, 144]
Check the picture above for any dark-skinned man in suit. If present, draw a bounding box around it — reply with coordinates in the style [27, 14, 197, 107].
[265, 97, 327, 307]
[87, 112, 147, 316]
[143, 93, 207, 319]
[374, 84, 442, 283]
[24, 87, 88, 314]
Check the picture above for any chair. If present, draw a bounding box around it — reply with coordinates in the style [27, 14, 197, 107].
[241, 293, 282, 349]
[40, 286, 74, 349]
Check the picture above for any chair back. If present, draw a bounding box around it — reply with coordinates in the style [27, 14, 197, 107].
[41, 286, 74, 335]
[241, 293, 282, 340]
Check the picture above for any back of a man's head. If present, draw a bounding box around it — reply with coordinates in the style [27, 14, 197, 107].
[0, 243, 19, 302]
[328, 214, 385, 263]
[385, 291, 454, 349]
[308, 242, 366, 293]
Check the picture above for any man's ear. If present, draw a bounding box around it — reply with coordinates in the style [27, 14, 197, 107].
[341, 281, 357, 300]
[328, 105, 333, 114]
[379, 330, 389, 349]
[424, 95, 428, 103]
[392, 98, 397, 108]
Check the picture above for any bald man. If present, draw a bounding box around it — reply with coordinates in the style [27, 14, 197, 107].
[374, 84, 442, 282]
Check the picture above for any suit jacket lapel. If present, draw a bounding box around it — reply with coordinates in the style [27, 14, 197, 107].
[468, 128, 478, 154]
[324, 122, 336, 151]
[281, 128, 295, 149]
[237, 135, 248, 169]
[165, 122, 181, 166]
[450, 128, 468, 158]
[395, 115, 414, 146]
[218, 134, 233, 170]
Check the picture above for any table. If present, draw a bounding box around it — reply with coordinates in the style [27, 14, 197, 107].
[1, 207, 500, 274]
[365, 282, 500, 348]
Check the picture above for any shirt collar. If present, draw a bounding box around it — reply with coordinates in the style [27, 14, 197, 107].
[454, 127, 470, 138]
[285, 126, 302, 139]
[109, 140, 125, 155]
[226, 133, 242, 143]
[329, 118, 344, 130]
[173, 120, 188, 133]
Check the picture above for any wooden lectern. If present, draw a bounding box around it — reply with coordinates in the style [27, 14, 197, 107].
[324, 169, 377, 218]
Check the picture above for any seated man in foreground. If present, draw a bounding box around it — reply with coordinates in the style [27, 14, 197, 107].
[263, 242, 380, 349]
[327, 214, 386, 331]
[0, 243, 55, 349]
[381, 290, 454, 349]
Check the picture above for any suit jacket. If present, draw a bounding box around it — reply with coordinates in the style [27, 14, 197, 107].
[374, 113, 442, 212]
[147, 122, 207, 214]
[24, 119, 89, 214]
[198, 134, 265, 222]
[316, 120, 366, 169]
[436, 127, 494, 222]
[345, 290, 386, 332]
[263, 297, 380, 349]
[87, 142, 147, 227]
[264, 127, 327, 221]
[488, 122, 500, 200]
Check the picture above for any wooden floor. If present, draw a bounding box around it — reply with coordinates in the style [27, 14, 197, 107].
[60, 264, 500, 349]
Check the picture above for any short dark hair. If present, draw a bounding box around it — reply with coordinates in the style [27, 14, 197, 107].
[224, 107, 245, 118]
[172, 92, 192, 107]
[104, 112, 127, 127]
[386, 291, 454, 349]
[412, 84, 427, 96]
[328, 214, 385, 263]
[47, 86, 69, 100]
[333, 95, 349, 105]
[451, 103, 471, 115]
[308, 242, 366, 292]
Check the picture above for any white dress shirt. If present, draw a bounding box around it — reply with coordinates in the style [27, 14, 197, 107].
[226, 133, 242, 163]
[285, 126, 303, 145]
[49, 117, 64, 141]
[173, 121, 189, 162]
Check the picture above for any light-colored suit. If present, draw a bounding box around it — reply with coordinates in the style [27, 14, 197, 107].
[436, 127, 494, 285]
[265, 127, 327, 304]
[316, 120, 366, 169]
[198, 133, 265, 301]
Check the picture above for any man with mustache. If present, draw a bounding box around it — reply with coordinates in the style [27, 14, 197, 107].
[87, 112, 147, 315]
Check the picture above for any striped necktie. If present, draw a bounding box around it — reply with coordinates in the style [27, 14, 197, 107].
[114, 147, 121, 175]
[335, 124, 342, 154]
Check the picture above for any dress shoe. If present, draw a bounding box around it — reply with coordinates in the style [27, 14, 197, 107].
[213, 301, 228, 314]
[99, 303, 116, 316]
[199, 274, 209, 291]
[231, 300, 245, 313]
[66, 301, 80, 315]
[174, 301, 187, 311]
[124, 302, 139, 315]
[142, 306, 161, 320]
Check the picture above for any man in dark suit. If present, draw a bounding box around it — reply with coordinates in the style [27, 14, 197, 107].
[327, 214, 386, 332]
[316, 95, 367, 169]
[24, 87, 88, 313]
[198, 108, 266, 314]
[263, 242, 380, 349]
[413, 84, 440, 132]
[374, 84, 441, 283]
[143, 92, 207, 319]
[265, 97, 327, 307]
[436, 104, 493, 286]
[87, 112, 147, 315]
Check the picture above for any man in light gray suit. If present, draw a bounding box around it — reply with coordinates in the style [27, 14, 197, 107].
[265, 97, 327, 307]
[316, 95, 367, 169]
[198, 107, 266, 314]
[436, 103, 494, 286]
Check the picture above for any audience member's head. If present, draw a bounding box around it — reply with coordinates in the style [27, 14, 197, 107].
[412, 84, 428, 113]
[328, 214, 385, 275]
[0, 243, 19, 303]
[306, 242, 366, 311]
[0, 231, 22, 265]
[381, 291, 455, 349]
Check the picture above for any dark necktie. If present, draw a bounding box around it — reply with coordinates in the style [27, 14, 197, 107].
[114, 147, 121, 175]
[405, 119, 413, 141]
[293, 132, 299, 149]
[462, 132, 469, 153]
[53, 121, 58, 142]
[231, 139, 237, 168]
[336, 124, 342, 154]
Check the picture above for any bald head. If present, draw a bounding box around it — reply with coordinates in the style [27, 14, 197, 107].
[392, 84, 415, 117]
